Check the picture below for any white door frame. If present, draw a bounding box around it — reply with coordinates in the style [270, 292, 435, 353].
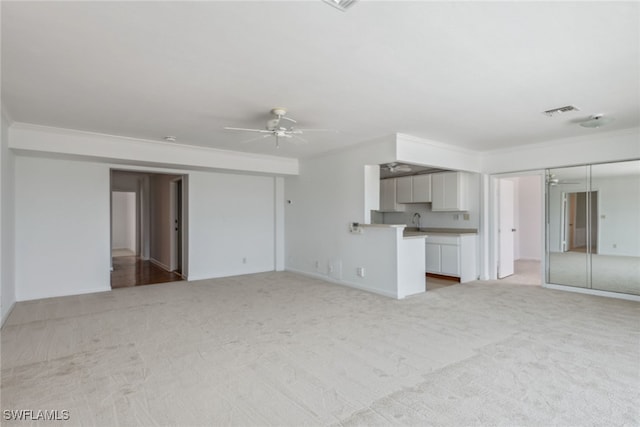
[498, 179, 515, 278]
[488, 170, 545, 281]
[169, 176, 187, 277]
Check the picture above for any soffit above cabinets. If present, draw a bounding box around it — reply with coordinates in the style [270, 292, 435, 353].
[379, 162, 448, 179]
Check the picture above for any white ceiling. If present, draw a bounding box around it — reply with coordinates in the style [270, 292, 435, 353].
[2, 1, 639, 159]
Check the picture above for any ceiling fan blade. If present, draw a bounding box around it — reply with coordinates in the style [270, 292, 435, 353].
[280, 116, 297, 124]
[240, 134, 272, 144]
[224, 127, 270, 133]
[295, 128, 337, 132]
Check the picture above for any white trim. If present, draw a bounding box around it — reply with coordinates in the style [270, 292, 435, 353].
[544, 283, 640, 302]
[17, 287, 110, 302]
[488, 170, 546, 281]
[286, 268, 399, 299]
[149, 257, 172, 272]
[1, 301, 16, 328]
[9, 122, 299, 176]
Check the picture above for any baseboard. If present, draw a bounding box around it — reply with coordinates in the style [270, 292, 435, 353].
[544, 283, 640, 302]
[286, 268, 399, 299]
[1, 300, 17, 329]
[17, 286, 111, 303]
[149, 258, 172, 272]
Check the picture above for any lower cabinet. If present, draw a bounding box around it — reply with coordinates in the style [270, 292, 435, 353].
[425, 234, 477, 283]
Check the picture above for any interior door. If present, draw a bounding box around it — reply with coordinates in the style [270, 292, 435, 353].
[498, 179, 515, 278]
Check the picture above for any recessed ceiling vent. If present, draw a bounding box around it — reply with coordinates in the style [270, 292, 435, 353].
[543, 105, 580, 117]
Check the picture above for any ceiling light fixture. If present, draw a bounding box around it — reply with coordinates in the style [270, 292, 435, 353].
[579, 114, 614, 128]
[322, 0, 358, 12]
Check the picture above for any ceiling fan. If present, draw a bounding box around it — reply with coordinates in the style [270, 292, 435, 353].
[546, 173, 582, 186]
[224, 108, 331, 148]
[383, 162, 413, 173]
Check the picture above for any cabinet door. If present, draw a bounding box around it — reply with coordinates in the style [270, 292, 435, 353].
[379, 179, 405, 212]
[379, 179, 395, 211]
[442, 173, 459, 210]
[412, 174, 431, 203]
[425, 243, 441, 273]
[431, 173, 445, 210]
[396, 176, 413, 203]
[440, 244, 460, 276]
[432, 172, 468, 211]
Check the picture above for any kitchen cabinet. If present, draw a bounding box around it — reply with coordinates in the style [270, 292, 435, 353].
[379, 178, 406, 212]
[425, 234, 477, 282]
[396, 176, 413, 203]
[431, 172, 469, 211]
[412, 174, 432, 203]
[396, 175, 432, 203]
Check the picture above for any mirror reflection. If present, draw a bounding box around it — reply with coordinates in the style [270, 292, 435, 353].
[546, 160, 640, 295]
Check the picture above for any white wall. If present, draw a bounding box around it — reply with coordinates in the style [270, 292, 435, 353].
[188, 171, 277, 280]
[285, 135, 399, 295]
[515, 176, 542, 260]
[13, 154, 283, 301]
[111, 191, 136, 252]
[482, 128, 640, 174]
[15, 156, 111, 301]
[1, 107, 16, 325]
[592, 174, 640, 257]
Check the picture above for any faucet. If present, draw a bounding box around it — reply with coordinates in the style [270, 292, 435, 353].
[412, 212, 421, 230]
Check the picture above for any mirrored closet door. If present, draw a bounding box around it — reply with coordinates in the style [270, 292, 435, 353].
[546, 160, 640, 296]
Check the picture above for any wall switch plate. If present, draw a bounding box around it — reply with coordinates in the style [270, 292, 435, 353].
[357, 267, 365, 277]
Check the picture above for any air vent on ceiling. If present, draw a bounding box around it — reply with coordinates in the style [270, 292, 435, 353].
[543, 105, 580, 117]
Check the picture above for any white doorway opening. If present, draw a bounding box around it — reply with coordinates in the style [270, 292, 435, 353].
[111, 191, 137, 257]
[491, 172, 544, 285]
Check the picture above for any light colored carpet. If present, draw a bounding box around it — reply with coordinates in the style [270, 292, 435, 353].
[499, 259, 542, 286]
[2, 272, 639, 426]
[549, 251, 640, 295]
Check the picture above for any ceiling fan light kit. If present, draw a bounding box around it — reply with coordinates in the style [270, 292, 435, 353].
[224, 107, 334, 148]
[579, 114, 614, 128]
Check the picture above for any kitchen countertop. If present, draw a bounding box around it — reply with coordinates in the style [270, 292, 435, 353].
[403, 227, 478, 238]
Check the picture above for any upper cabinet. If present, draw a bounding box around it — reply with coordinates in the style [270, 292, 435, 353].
[412, 174, 432, 203]
[431, 172, 469, 211]
[379, 178, 406, 212]
[395, 176, 413, 204]
[396, 175, 432, 204]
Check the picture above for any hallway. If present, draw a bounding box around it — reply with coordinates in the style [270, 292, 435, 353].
[111, 256, 183, 288]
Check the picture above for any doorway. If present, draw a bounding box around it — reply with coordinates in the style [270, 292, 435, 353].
[494, 174, 543, 285]
[110, 170, 187, 288]
[563, 191, 598, 254]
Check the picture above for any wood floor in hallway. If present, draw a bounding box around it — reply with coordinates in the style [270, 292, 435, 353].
[110, 256, 183, 288]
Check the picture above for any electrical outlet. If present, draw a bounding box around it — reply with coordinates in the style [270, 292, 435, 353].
[357, 267, 365, 278]
[463, 213, 470, 221]
[453, 214, 459, 220]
